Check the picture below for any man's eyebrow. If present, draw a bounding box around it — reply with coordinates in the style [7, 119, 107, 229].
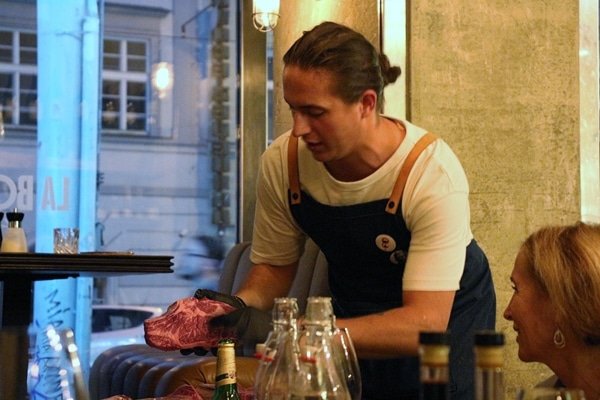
[288, 103, 326, 111]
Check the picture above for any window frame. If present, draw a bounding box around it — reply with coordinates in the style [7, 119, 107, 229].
[0, 28, 38, 129]
[101, 36, 150, 136]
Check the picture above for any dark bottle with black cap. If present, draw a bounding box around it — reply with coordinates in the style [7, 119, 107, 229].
[474, 331, 505, 400]
[419, 331, 451, 400]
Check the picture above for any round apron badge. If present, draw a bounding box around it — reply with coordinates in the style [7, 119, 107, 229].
[375, 234, 407, 264]
[375, 234, 396, 252]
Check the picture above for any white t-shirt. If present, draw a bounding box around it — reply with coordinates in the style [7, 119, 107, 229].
[250, 118, 473, 291]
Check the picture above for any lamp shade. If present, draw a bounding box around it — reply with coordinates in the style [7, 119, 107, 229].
[253, 0, 280, 32]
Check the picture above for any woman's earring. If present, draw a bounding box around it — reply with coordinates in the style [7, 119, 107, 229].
[553, 328, 566, 349]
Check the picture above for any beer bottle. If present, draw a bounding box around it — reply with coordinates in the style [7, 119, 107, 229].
[212, 339, 241, 400]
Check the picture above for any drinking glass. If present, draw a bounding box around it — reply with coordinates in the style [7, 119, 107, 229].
[332, 327, 362, 400]
[53, 228, 80, 254]
[516, 387, 586, 400]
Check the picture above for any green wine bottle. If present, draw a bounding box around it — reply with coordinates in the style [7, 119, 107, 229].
[212, 339, 241, 400]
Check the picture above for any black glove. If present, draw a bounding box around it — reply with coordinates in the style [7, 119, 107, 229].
[180, 289, 271, 356]
[194, 288, 247, 310]
[210, 304, 271, 346]
[199, 289, 271, 349]
[179, 346, 210, 356]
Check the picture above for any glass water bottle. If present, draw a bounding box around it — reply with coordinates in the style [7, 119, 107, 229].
[291, 296, 352, 400]
[254, 297, 300, 400]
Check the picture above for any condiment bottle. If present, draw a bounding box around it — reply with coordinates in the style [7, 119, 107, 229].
[474, 331, 505, 400]
[0, 208, 28, 252]
[419, 331, 451, 400]
[211, 339, 241, 400]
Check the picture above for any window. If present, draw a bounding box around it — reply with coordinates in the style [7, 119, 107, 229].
[101, 38, 148, 134]
[0, 29, 37, 128]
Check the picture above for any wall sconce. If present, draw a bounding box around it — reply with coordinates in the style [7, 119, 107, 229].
[253, 0, 280, 32]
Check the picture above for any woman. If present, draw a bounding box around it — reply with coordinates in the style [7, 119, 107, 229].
[504, 221, 600, 400]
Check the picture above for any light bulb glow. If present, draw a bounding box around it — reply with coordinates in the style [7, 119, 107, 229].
[253, 0, 280, 32]
[151, 62, 174, 99]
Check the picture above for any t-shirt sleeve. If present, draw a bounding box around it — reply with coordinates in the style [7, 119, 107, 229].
[250, 135, 306, 266]
[401, 141, 472, 291]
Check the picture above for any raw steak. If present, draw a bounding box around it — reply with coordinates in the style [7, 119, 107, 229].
[144, 297, 237, 351]
[160, 384, 203, 399]
[101, 384, 204, 399]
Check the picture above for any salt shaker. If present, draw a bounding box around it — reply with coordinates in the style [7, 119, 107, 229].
[0, 208, 28, 252]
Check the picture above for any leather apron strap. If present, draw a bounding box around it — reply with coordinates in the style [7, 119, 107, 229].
[385, 132, 438, 215]
[288, 135, 301, 205]
[287, 132, 438, 211]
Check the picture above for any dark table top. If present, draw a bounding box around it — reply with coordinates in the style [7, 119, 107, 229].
[0, 252, 174, 327]
[0, 252, 173, 279]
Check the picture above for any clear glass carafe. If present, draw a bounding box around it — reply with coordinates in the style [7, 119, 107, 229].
[291, 297, 353, 400]
[254, 297, 300, 400]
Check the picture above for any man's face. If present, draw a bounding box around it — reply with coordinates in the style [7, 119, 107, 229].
[283, 65, 367, 165]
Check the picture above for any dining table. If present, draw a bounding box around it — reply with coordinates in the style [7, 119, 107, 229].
[0, 252, 173, 327]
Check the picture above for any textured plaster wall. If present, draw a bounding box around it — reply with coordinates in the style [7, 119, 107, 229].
[272, 1, 582, 398]
[408, 1, 580, 397]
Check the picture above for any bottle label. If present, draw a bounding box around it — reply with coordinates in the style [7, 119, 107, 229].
[215, 343, 237, 387]
[475, 346, 504, 369]
[215, 370, 236, 386]
[419, 344, 450, 365]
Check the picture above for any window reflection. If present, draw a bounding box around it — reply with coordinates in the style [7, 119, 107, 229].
[0, 0, 243, 312]
[0, 29, 38, 127]
[102, 38, 148, 134]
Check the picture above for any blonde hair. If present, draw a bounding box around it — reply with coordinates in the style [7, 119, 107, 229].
[521, 221, 600, 345]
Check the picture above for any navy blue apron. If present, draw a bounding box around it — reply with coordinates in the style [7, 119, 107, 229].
[287, 133, 496, 400]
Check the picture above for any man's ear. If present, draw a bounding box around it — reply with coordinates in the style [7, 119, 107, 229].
[359, 89, 378, 118]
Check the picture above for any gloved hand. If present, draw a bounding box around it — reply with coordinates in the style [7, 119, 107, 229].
[180, 289, 271, 356]
[195, 288, 247, 310]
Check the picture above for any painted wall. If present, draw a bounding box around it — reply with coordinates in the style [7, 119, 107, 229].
[272, 1, 588, 398]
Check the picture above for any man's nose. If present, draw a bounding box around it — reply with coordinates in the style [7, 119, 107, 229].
[291, 114, 310, 137]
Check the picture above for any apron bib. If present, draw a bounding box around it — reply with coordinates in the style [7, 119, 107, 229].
[287, 134, 496, 400]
